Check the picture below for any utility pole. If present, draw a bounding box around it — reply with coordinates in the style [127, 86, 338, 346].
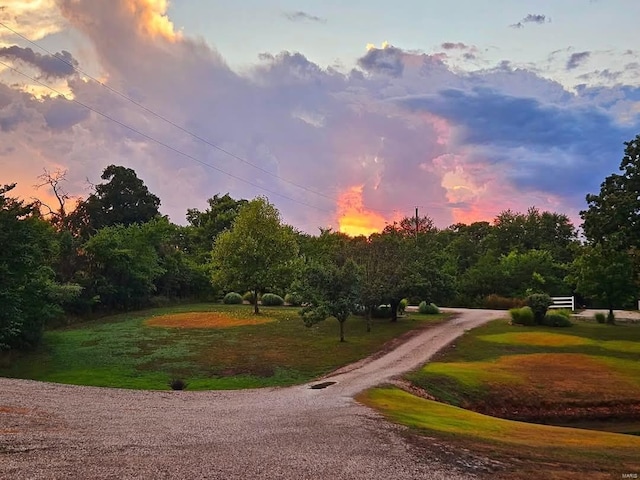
[415, 206, 419, 244]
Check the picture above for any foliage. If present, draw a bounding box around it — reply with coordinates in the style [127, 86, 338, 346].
[372, 305, 392, 318]
[298, 259, 360, 342]
[184, 193, 248, 263]
[0, 184, 67, 350]
[526, 293, 553, 324]
[570, 243, 636, 318]
[509, 306, 535, 326]
[542, 313, 573, 327]
[261, 293, 284, 306]
[69, 165, 160, 238]
[223, 292, 243, 304]
[483, 294, 525, 310]
[398, 298, 408, 314]
[210, 197, 299, 314]
[284, 292, 302, 306]
[594, 312, 606, 324]
[243, 291, 257, 303]
[418, 301, 440, 314]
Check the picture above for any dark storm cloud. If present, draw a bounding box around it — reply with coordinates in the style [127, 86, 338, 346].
[0, 45, 78, 78]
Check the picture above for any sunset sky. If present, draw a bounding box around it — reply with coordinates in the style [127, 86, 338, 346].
[1, 1, 639, 235]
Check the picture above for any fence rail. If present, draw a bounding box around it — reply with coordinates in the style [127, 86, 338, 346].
[549, 296, 575, 311]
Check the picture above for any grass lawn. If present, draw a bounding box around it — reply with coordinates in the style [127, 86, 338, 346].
[360, 318, 640, 478]
[359, 386, 640, 479]
[0, 303, 446, 390]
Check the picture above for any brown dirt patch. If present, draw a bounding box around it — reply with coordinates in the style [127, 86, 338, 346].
[145, 312, 275, 329]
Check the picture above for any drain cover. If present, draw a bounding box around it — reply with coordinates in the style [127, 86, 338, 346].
[309, 381, 336, 389]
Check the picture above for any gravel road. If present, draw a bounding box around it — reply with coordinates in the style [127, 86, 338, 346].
[1, 309, 505, 480]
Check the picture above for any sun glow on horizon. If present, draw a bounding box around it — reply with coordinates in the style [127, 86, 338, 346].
[336, 185, 394, 237]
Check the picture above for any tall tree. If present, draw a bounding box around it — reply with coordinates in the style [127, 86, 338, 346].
[184, 193, 248, 262]
[0, 184, 64, 349]
[69, 165, 160, 237]
[210, 197, 299, 314]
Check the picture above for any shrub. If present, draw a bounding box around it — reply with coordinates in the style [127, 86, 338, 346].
[543, 313, 573, 327]
[399, 298, 408, 315]
[483, 294, 525, 310]
[223, 292, 243, 304]
[261, 293, 284, 306]
[169, 378, 188, 390]
[419, 301, 440, 314]
[242, 291, 256, 303]
[284, 292, 302, 306]
[594, 312, 606, 324]
[527, 294, 553, 324]
[510, 306, 535, 326]
[553, 309, 572, 318]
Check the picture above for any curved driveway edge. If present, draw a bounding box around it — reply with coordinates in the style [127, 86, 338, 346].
[0, 309, 505, 480]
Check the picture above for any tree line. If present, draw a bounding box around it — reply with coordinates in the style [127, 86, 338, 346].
[2, 134, 640, 349]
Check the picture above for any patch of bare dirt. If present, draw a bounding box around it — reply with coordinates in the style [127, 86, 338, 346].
[145, 312, 274, 329]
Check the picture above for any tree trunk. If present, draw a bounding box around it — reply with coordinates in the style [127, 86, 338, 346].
[253, 288, 260, 315]
[339, 319, 345, 342]
[607, 306, 615, 324]
[390, 298, 399, 322]
[366, 307, 372, 333]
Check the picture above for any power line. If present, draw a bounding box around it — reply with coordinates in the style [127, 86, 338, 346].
[0, 21, 338, 204]
[0, 23, 505, 222]
[0, 59, 336, 213]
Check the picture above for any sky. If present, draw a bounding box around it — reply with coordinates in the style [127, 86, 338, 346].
[1, 0, 639, 236]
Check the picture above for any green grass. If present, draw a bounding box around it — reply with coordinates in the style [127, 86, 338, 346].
[359, 387, 640, 477]
[0, 304, 446, 390]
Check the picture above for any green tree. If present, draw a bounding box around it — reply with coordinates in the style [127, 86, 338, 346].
[184, 193, 248, 263]
[0, 184, 64, 349]
[570, 244, 636, 320]
[298, 259, 360, 342]
[69, 165, 160, 237]
[83, 220, 165, 310]
[210, 197, 299, 314]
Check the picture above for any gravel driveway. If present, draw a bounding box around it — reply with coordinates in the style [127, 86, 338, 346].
[1, 309, 505, 479]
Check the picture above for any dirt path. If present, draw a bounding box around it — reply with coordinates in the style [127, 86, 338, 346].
[0, 309, 505, 480]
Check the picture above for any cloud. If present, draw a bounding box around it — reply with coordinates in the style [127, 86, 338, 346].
[283, 11, 327, 24]
[0, 0, 638, 234]
[0, 46, 78, 78]
[441, 42, 468, 50]
[0, 0, 64, 42]
[567, 51, 591, 70]
[357, 44, 405, 77]
[511, 13, 550, 29]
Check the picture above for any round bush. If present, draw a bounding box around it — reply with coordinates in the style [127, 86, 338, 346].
[594, 312, 606, 324]
[223, 292, 243, 304]
[261, 293, 284, 306]
[543, 313, 573, 327]
[510, 306, 535, 326]
[284, 292, 302, 306]
[399, 298, 408, 314]
[418, 301, 440, 314]
[526, 294, 553, 324]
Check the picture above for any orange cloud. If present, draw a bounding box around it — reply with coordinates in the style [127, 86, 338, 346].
[125, 0, 180, 42]
[336, 185, 392, 237]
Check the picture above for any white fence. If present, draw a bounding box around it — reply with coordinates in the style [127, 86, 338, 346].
[549, 296, 575, 311]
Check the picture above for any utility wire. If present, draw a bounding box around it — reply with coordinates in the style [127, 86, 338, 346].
[0, 21, 338, 205]
[0, 23, 501, 221]
[0, 59, 335, 213]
